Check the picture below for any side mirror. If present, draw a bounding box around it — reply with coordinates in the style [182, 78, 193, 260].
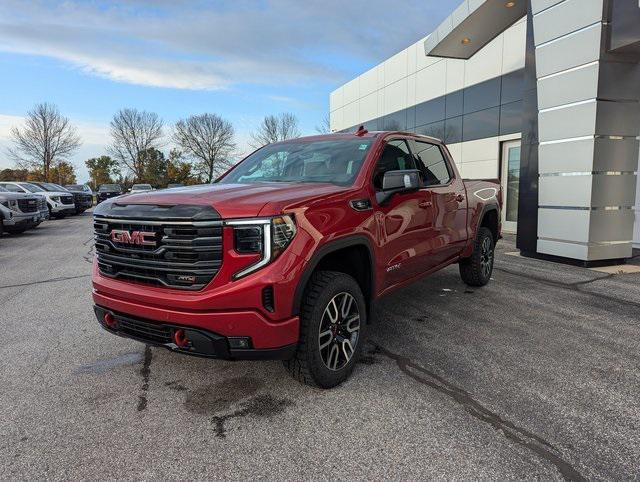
[376, 169, 421, 205]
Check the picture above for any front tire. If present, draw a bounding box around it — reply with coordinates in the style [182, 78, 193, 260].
[284, 271, 366, 388]
[459, 227, 495, 287]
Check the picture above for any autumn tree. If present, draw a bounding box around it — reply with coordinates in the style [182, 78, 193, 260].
[49, 161, 77, 185]
[8, 102, 81, 181]
[139, 148, 168, 186]
[108, 108, 163, 180]
[173, 113, 236, 183]
[250, 112, 300, 148]
[166, 149, 200, 186]
[0, 168, 29, 182]
[85, 155, 120, 190]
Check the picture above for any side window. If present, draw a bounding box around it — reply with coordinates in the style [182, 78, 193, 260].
[2, 184, 22, 192]
[413, 141, 452, 187]
[373, 139, 416, 190]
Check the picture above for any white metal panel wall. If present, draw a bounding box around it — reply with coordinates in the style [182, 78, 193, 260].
[328, 19, 526, 134]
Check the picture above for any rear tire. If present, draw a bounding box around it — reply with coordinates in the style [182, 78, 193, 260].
[284, 271, 366, 388]
[459, 227, 495, 287]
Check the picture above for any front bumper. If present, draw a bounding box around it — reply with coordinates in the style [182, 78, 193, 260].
[3, 211, 40, 227]
[50, 204, 76, 215]
[93, 304, 297, 360]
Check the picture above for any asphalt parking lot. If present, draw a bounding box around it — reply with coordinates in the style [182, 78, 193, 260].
[1, 211, 639, 480]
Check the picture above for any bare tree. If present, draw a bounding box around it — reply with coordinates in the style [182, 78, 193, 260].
[250, 112, 301, 148]
[315, 114, 331, 134]
[173, 114, 237, 183]
[108, 108, 163, 180]
[8, 102, 81, 181]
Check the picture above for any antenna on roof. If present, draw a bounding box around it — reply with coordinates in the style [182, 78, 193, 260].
[355, 125, 368, 137]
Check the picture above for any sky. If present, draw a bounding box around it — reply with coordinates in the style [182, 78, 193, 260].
[0, 0, 451, 183]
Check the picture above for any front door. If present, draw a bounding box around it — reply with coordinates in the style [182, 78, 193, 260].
[501, 140, 521, 233]
[373, 139, 436, 289]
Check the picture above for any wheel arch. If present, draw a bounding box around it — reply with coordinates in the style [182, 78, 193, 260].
[292, 235, 376, 323]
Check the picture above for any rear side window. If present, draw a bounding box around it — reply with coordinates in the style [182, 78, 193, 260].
[372, 139, 417, 190]
[1, 183, 22, 193]
[412, 141, 452, 187]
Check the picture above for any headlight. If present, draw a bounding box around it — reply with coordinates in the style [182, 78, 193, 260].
[5, 199, 19, 211]
[51, 196, 60, 202]
[227, 215, 297, 279]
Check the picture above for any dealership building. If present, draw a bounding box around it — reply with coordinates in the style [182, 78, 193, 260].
[330, 0, 640, 265]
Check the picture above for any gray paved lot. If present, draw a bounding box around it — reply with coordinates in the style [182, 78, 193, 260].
[1, 211, 639, 480]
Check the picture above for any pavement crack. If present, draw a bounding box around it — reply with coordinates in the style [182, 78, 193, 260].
[0, 274, 91, 290]
[371, 342, 586, 482]
[494, 267, 639, 309]
[137, 345, 153, 412]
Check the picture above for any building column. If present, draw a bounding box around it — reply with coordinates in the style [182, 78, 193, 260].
[518, 0, 640, 265]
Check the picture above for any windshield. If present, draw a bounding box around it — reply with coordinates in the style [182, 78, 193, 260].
[49, 183, 69, 192]
[99, 184, 121, 192]
[65, 184, 84, 191]
[219, 138, 374, 186]
[132, 184, 152, 190]
[0, 186, 7, 192]
[20, 183, 45, 193]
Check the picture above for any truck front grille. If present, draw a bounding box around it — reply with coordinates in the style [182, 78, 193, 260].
[18, 198, 38, 213]
[60, 195, 74, 205]
[94, 216, 223, 290]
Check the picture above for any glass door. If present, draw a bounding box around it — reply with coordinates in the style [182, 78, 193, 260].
[501, 140, 521, 233]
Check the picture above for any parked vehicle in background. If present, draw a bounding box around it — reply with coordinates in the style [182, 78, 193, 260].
[130, 184, 153, 193]
[66, 183, 97, 208]
[28, 182, 78, 217]
[0, 186, 43, 234]
[92, 130, 502, 388]
[167, 183, 184, 189]
[97, 184, 123, 203]
[0, 181, 72, 219]
[39, 183, 92, 214]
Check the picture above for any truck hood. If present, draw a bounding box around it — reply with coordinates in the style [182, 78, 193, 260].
[0, 192, 34, 201]
[110, 182, 351, 218]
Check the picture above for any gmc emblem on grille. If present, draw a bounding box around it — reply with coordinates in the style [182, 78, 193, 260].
[110, 229, 156, 246]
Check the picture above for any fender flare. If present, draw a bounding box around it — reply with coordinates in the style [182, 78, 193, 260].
[292, 234, 376, 318]
[477, 203, 500, 238]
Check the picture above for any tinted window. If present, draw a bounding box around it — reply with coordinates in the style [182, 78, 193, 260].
[444, 116, 463, 144]
[20, 183, 45, 193]
[1, 183, 22, 192]
[412, 141, 452, 186]
[462, 107, 500, 142]
[463, 78, 501, 114]
[372, 140, 416, 190]
[415, 97, 445, 127]
[220, 138, 373, 186]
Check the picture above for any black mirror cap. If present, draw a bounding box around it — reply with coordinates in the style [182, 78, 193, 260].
[382, 169, 421, 191]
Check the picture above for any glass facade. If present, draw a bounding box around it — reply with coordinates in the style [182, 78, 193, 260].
[342, 68, 524, 143]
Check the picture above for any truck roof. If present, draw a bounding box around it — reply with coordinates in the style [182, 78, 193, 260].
[268, 129, 443, 146]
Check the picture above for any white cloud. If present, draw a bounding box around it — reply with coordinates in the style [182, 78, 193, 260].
[0, 0, 449, 91]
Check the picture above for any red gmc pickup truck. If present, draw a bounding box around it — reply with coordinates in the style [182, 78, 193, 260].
[93, 129, 502, 388]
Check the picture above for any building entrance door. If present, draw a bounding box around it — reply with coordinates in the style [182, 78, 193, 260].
[501, 140, 521, 233]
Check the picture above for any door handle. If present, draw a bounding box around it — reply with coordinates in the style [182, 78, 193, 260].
[418, 200, 433, 209]
[456, 194, 465, 202]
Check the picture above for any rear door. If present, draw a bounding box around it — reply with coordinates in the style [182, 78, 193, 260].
[410, 139, 468, 267]
[372, 138, 437, 289]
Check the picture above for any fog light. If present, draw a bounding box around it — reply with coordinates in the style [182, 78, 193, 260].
[103, 312, 117, 329]
[228, 337, 251, 349]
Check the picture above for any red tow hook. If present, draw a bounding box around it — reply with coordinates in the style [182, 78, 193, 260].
[173, 329, 189, 348]
[103, 312, 117, 329]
